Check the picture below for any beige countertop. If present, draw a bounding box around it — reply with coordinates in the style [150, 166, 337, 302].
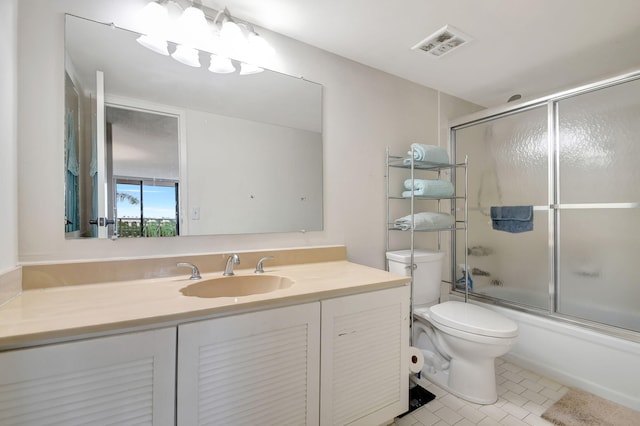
[0, 261, 409, 350]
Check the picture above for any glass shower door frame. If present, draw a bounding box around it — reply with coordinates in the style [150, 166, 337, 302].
[450, 69, 640, 341]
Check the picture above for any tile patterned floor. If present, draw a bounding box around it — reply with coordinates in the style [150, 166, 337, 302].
[394, 358, 569, 426]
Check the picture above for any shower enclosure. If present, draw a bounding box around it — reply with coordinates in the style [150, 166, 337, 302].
[450, 70, 640, 339]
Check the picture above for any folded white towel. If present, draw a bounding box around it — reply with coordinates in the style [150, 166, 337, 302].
[393, 212, 455, 231]
[403, 179, 454, 197]
[403, 158, 445, 169]
[407, 143, 449, 164]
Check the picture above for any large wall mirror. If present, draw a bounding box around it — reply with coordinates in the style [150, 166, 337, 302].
[64, 14, 323, 239]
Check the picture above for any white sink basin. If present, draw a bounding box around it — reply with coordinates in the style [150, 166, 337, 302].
[180, 275, 294, 298]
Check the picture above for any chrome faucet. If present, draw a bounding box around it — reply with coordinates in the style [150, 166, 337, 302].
[177, 262, 201, 280]
[255, 256, 274, 274]
[223, 253, 240, 276]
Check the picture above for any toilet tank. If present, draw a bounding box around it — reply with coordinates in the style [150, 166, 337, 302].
[386, 249, 445, 305]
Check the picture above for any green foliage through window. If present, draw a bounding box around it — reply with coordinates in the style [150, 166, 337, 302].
[117, 219, 177, 238]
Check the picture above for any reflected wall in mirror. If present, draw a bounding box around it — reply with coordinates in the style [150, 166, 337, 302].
[64, 14, 323, 239]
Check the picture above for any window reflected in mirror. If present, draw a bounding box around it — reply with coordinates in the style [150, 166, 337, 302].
[106, 105, 180, 238]
[116, 179, 179, 237]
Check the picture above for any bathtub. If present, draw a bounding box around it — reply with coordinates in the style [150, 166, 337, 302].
[473, 286, 639, 331]
[449, 289, 640, 411]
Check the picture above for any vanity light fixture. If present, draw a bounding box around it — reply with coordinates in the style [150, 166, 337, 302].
[136, 1, 170, 55]
[135, 1, 276, 74]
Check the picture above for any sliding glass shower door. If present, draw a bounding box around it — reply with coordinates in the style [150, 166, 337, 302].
[556, 78, 640, 332]
[452, 72, 640, 335]
[453, 106, 550, 311]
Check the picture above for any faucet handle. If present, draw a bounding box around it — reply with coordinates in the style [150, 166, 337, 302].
[255, 256, 274, 274]
[177, 262, 202, 280]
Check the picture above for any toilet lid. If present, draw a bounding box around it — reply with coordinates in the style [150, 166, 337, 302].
[429, 301, 518, 338]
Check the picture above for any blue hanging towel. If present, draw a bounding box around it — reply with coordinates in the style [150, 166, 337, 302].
[490, 206, 533, 233]
[66, 110, 79, 232]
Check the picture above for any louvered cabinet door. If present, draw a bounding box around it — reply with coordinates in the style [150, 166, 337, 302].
[177, 303, 320, 426]
[320, 286, 410, 426]
[0, 327, 177, 426]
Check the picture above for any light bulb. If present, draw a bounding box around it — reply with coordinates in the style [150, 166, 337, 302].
[220, 20, 248, 59]
[175, 6, 211, 49]
[209, 54, 236, 74]
[172, 45, 201, 67]
[248, 32, 275, 59]
[137, 34, 169, 56]
[138, 1, 169, 32]
[240, 62, 263, 75]
[136, 1, 170, 55]
[220, 20, 243, 43]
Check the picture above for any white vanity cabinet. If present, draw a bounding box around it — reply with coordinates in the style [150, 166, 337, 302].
[0, 282, 408, 426]
[177, 303, 321, 425]
[0, 327, 177, 425]
[320, 286, 410, 426]
[176, 287, 409, 426]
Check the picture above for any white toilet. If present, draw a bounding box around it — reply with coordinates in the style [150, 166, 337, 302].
[387, 249, 518, 404]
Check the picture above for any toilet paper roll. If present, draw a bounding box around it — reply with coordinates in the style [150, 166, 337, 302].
[408, 346, 424, 373]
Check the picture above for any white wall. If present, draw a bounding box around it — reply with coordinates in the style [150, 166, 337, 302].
[0, 0, 18, 273]
[17, 0, 480, 267]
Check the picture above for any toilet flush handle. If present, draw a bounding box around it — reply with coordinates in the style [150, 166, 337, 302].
[405, 264, 418, 271]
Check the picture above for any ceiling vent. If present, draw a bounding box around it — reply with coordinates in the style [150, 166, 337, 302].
[411, 25, 472, 58]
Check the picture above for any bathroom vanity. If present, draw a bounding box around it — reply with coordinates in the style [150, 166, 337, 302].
[0, 247, 410, 425]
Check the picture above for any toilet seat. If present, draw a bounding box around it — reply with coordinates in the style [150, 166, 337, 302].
[428, 301, 518, 338]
